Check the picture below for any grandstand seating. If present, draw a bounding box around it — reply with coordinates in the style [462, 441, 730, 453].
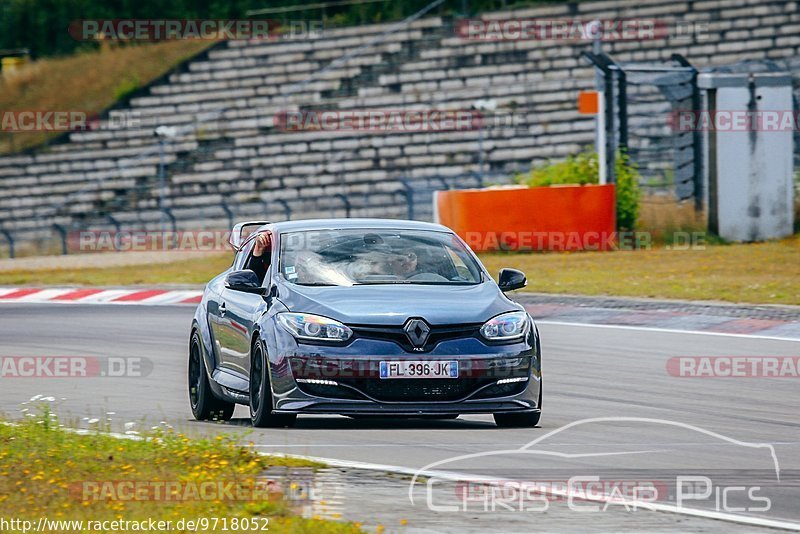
[0, 0, 797, 250]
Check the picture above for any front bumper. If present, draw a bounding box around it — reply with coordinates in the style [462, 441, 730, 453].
[267, 328, 541, 415]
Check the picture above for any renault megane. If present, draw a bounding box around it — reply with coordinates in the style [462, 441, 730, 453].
[188, 219, 542, 428]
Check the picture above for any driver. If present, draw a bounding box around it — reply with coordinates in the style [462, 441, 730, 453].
[387, 251, 418, 277]
[246, 233, 271, 283]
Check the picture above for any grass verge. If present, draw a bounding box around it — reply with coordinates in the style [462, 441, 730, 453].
[0, 41, 210, 155]
[480, 236, 800, 305]
[0, 253, 232, 286]
[0, 238, 798, 305]
[0, 410, 361, 533]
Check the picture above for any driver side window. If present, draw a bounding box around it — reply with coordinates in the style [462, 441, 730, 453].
[233, 240, 255, 271]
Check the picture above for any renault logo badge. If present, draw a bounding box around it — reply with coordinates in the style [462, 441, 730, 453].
[404, 318, 431, 348]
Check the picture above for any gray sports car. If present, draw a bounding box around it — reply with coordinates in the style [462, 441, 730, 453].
[189, 219, 542, 428]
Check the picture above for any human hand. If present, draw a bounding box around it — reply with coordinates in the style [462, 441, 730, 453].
[253, 233, 271, 257]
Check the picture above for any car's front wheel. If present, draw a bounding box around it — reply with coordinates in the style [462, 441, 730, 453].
[189, 331, 235, 422]
[250, 339, 296, 428]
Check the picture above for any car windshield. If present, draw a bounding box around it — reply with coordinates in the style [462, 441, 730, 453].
[279, 229, 483, 286]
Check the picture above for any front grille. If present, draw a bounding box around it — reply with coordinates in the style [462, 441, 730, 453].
[337, 377, 496, 402]
[350, 323, 481, 352]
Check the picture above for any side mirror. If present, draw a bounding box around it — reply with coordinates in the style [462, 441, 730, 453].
[498, 268, 526, 292]
[225, 269, 266, 294]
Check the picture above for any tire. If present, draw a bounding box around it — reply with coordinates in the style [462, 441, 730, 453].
[250, 338, 296, 428]
[189, 331, 235, 422]
[493, 411, 541, 428]
[494, 379, 542, 428]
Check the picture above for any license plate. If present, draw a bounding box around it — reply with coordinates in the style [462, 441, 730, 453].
[379, 360, 458, 379]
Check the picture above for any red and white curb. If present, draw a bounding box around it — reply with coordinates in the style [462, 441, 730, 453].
[0, 287, 202, 306]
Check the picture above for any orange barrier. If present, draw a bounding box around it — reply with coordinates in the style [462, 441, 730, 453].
[436, 184, 616, 251]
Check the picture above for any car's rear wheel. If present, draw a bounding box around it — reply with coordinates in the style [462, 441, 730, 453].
[189, 331, 235, 422]
[250, 339, 296, 428]
[493, 411, 541, 428]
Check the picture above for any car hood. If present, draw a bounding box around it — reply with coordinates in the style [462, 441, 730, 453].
[276, 281, 520, 326]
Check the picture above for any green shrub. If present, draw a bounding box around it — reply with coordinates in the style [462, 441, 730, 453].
[514, 149, 641, 231]
[113, 75, 140, 102]
[614, 150, 640, 232]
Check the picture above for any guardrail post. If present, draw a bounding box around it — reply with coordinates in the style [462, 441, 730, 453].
[52, 224, 68, 255]
[0, 228, 14, 259]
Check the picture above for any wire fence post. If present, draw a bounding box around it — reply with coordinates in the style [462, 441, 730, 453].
[0, 229, 14, 259]
[221, 202, 235, 228]
[335, 193, 352, 218]
[161, 208, 177, 249]
[158, 138, 168, 233]
[52, 224, 68, 255]
[672, 53, 703, 213]
[581, 52, 617, 184]
[106, 214, 121, 233]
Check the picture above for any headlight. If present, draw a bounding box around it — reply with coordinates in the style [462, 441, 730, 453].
[277, 313, 352, 342]
[480, 311, 528, 341]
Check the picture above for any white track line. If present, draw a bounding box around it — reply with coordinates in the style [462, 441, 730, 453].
[538, 320, 800, 343]
[263, 452, 800, 531]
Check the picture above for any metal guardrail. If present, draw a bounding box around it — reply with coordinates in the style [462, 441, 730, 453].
[400, 171, 503, 221]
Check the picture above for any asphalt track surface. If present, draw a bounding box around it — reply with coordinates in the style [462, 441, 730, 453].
[1, 303, 799, 531]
